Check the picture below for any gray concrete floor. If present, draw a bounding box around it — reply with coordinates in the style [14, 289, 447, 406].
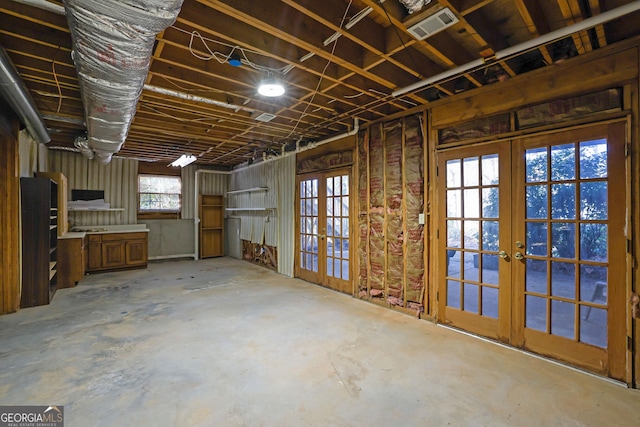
[1, 257, 639, 427]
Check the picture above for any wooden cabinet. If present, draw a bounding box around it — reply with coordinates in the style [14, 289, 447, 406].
[20, 177, 58, 308]
[86, 232, 148, 272]
[37, 171, 68, 235]
[57, 236, 85, 289]
[200, 194, 224, 258]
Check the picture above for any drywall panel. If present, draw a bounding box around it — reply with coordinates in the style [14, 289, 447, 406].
[142, 219, 195, 259]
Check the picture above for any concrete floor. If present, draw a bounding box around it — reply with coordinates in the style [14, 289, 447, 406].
[1, 257, 639, 427]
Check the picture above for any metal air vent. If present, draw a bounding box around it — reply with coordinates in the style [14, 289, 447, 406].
[255, 112, 277, 122]
[407, 7, 458, 40]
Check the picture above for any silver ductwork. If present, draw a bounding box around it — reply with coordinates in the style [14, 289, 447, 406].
[64, 0, 183, 163]
[0, 44, 51, 144]
[399, 0, 432, 14]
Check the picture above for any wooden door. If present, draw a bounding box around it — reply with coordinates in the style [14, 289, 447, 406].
[296, 170, 352, 294]
[437, 122, 627, 379]
[125, 239, 147, 266]
[437, 142, 512, 342]
[102, 241, 125, 268]
[511, 123, 627, 379]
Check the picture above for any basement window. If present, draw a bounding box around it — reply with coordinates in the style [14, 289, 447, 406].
[138, 174, 182, 219]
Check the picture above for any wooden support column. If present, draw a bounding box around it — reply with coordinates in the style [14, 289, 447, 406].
[0, 119, 21, 314]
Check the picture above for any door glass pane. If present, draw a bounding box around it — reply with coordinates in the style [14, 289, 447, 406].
[481, 154, 499, 185]
[551, 144, 575, 181]
[482, 188, 498, 218]
[526, 222, 547, 256]
[551, 300, 575, 339]
[551, 183, 576, 219]
[526, 295, 547, 332]
[482, 287, 499, 318]
[463, 220, 479, 250]
[447, 190, 462, 217]
[580, 306, 607, 348]
[525, 258, 547, 294]
[464, 189, 480, 217]
[580, 223, 607, 262]
[447, 220, 461, 248]
[481, 221, 498, 251]
[463, 157, 479, 186]
[481, 254, 499, 285]
[465, 254, 479, 282]
[463, 284, 479, 313]
[447, 160, 461, 187]
[447, 250, 461, 278]
[551, 223, 575, 259]
[526, 147, 547, 182]
[551, 262, 575, 299]
[579, 265, 607, 303]
[526, 185, 548, 219]
[580, 182, 607, 220]
[579, 139, 607, 179]
[447, 280, 460, 309]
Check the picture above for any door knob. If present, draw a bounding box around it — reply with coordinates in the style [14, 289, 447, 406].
[498, 250, 508, 259]
[514, 252, 524, 260]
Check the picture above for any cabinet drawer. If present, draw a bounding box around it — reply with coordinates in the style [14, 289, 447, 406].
[87, 234, 102, 242]
[102, 232, 147, 241]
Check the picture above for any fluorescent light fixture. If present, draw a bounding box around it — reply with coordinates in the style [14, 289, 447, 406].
[345, 7, 372, 30]
[281, 64, 295, 75]
[299, 51, 315, 62]
[258, 76, 285, 97]
[169, 154, 197, 167]
[323, 31, 342, 46]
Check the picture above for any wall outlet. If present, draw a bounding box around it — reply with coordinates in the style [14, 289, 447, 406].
[418, 213, 425, 225]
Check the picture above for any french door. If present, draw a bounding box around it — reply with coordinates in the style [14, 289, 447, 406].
[438, 122, 627, 379]
[296, 170, 352, 294]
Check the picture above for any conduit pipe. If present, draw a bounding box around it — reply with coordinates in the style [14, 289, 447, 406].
[194, 168, 231, 260]
[144, 84, 256, 114]
[392, 0, 640, 97]
[0, 44, 51, 144]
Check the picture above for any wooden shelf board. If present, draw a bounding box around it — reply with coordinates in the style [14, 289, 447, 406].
[68, 208, 125, 212]
[225, 207, 274, 211]
[227, 187, 268, 195]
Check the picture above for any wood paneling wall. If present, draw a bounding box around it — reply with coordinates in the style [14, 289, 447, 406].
[0, 121, 21, 314]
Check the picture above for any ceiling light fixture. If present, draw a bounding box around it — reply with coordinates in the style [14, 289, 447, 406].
[258, 74, 285, 97]
[323, 31, 342, 46]
[345, 7, 373, 30]
[169, 154, 197, 167]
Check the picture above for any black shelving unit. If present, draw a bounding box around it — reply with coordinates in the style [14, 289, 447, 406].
[20, 177, 58, 308]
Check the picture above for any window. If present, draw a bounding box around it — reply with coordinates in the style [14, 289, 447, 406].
[138, 174, 181, 217]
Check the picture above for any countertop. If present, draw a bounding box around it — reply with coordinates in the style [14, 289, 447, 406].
[60, 224, 149, 239]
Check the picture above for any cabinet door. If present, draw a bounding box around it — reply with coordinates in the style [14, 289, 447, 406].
[125, 239, 147, 266]
[102, 241, 125, 268]
[87, 242, 102, 270]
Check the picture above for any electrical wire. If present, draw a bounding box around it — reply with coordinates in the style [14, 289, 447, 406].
[286, 0, 353, 139]
[175, 26, 292, 75]
[51, 47, 62, 113]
